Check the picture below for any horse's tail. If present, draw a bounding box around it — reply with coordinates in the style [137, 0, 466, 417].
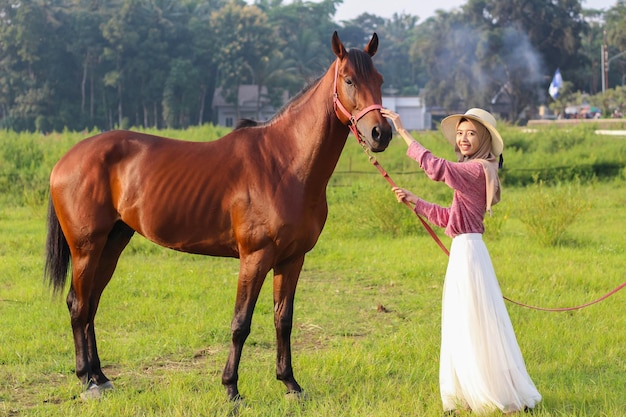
[44, 195, 70, 295]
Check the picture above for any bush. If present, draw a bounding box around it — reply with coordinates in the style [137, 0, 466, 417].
[0, 132, 48, 206]
[515, 180, 590, 246]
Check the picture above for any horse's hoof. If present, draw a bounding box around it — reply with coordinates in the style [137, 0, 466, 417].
[228, 392, 245, 404]
[285, 390, 307, 401]
[80, 381, 114, 401]
[228, 393, 246, 410]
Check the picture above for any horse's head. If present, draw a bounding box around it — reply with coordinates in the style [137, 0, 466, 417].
[332, 31, 392, 153]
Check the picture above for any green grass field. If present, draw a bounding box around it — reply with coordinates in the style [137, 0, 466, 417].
[0, 126, 625, 416]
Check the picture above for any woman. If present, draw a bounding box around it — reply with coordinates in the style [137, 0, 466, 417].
[380, 108, 541, 415]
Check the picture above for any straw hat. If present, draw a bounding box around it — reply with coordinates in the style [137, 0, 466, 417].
[441, 108, 504, 156]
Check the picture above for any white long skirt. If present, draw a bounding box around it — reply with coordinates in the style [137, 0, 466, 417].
[440, 234, 541, 414]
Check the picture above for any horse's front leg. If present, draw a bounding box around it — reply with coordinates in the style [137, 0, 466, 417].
[222, 250, 273, 401]
[272, 256, 305, 395]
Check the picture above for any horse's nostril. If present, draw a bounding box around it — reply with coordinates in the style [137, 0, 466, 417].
[372, 126, 381, 140]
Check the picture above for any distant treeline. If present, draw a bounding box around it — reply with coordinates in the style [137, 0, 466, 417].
[0, 0, 615, 132]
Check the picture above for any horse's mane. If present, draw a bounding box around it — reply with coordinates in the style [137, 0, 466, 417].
[235, 48, 373, 129]
[234, 119, 259, 129]
[345, 48, 375, 81]
[232, 78, 320, 130]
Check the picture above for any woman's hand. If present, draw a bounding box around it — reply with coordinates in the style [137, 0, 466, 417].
[380, 108, 415, 147]
[392, 186, 418, 206]
[380, 108, 404, 131]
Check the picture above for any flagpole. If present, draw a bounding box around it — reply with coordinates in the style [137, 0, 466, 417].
[602, 30, 608, 93]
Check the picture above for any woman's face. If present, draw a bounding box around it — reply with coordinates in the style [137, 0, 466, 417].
[455, 119, 482, 157]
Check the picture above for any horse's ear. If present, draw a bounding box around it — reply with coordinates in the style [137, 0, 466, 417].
[364, 33, 379, 57]
[331, 31, 347, 59]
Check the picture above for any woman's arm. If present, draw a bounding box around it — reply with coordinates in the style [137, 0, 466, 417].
[392, 187, 450, 228]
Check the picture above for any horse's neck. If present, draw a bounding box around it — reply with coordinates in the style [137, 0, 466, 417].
[273, 73, 349, 183]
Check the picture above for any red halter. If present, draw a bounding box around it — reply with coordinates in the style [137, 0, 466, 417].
[332, 59, 382, 140]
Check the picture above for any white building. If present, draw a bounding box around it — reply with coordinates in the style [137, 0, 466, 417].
[382, 96, 431, 131]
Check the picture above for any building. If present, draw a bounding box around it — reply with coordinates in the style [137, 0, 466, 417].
[382, 96, 431, 131]
[212, 85, 288, 127]
[212, 85, 432, 130]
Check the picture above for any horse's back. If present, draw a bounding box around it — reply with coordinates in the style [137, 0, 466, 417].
[50, 130, 247, 255]
[54, 130, 218, 166]
[52, 129, 243, 190]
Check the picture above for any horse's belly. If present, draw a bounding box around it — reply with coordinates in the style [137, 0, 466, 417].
[119, 197, 238, 257]
[142, 221, 236, 257]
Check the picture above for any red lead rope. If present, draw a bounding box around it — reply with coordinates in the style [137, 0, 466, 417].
[349, 127, 626, 312]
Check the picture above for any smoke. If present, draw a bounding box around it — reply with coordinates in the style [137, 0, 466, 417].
[500, 27, 545, 85]
[430, 22, 546, 116]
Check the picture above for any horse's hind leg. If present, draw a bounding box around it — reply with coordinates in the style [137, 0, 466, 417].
[68, 222, 134, 397]
[272, 256, 304, 395]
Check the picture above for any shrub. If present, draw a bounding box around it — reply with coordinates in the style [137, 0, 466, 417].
[0, 132, 48, 206]
[515, 180, 590, 246]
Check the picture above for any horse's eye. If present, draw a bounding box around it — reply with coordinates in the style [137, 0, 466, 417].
[345, 77, 353, 86]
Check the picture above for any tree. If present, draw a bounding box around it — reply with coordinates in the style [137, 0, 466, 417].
[338, 12, 385, 50]
[162, 58, 201, 128]
[479, 0, 588, 107]
[417, 11, 485, 113]
[374, 13, 421, 95]
[604, 0, 626, 90]
[186, 1, 226, 125]
[604, 0, 626, 50]
[579, 8, 605, 94]
[0, 0, 74, 130]
[66, 0, 110, 129]
[101, 0, 177, 128]
[264, 0, 340, 87]
[210, 0, 278, 120]
[416, 0, 589, 122]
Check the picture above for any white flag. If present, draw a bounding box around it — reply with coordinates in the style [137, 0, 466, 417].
[548, 68, 562, 100]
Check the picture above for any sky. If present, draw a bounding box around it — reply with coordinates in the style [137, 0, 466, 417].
[330, 0, 618, 21]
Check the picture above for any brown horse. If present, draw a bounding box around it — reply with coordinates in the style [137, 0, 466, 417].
[45, 31, 391, 400]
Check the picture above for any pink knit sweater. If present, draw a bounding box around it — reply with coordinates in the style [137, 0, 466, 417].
[407, 141, 487, 238]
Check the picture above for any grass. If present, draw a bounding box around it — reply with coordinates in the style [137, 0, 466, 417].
[0, 127, 625, 416]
